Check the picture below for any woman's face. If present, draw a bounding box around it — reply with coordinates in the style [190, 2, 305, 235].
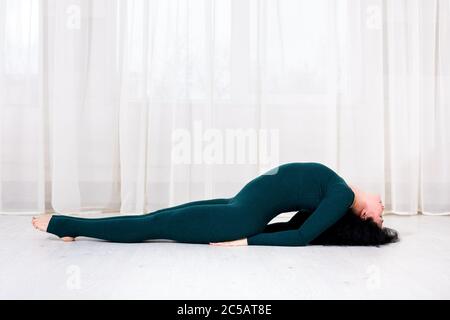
[361, 194, 384, 227]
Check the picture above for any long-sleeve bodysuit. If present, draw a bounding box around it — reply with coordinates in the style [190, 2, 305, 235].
[46, 162, 355, 246]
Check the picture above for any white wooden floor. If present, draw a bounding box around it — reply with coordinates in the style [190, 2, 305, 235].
[1, 214, 449, 299]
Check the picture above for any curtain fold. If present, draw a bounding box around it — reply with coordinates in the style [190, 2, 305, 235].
[0, 0, 449, 215]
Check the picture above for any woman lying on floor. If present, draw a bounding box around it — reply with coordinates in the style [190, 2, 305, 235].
[32, 162, 399, 246]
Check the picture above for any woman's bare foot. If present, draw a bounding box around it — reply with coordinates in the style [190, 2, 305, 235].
[32, 214, 75, 242]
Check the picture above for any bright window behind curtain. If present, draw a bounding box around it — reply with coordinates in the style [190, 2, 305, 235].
[0, 0, 449, 215]
[4, 0, 39, 74]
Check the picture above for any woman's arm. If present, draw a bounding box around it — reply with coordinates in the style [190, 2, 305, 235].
[209, 211, 310, 246]
[246, 182, 355, 246]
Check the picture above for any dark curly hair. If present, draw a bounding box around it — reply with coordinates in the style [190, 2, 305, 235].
[263, 209, 399, 246]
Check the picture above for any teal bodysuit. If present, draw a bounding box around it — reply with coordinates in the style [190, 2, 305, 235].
[46, 162, 355, 246]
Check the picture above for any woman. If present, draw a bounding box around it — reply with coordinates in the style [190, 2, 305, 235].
[32, 162, 399, 246]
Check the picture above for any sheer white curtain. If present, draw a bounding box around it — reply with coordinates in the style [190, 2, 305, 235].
[0, 0, 449, 216]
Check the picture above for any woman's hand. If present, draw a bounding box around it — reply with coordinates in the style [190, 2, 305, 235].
[209, 238, 248, 246]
